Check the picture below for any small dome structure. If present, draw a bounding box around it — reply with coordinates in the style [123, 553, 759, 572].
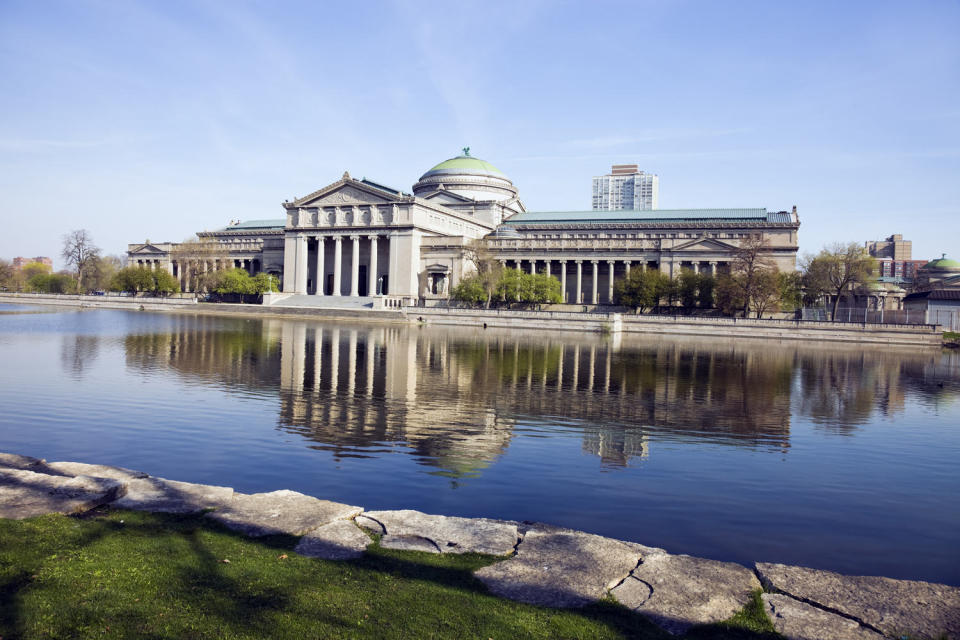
[917, 254, 960, 286]
[413, 148, 519, 203]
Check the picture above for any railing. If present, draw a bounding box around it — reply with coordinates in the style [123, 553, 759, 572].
[803, 307, 956, 328]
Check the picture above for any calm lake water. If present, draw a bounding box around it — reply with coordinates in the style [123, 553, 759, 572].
[1, 303, 958, 585]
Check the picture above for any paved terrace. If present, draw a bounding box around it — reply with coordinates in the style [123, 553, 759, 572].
[2, 452, 957, 639]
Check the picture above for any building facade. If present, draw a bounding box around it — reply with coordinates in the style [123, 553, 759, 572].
[127, 151, 799, 305]
[592, 164, 659, 210]
[13, 256, 53, 270]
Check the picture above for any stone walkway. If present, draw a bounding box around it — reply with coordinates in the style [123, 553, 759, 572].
[1, 452, 957, 639]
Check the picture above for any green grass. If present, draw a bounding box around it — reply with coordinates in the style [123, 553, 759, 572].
[0, 509, 781, 639]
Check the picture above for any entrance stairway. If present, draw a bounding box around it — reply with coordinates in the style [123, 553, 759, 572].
[268, 294, 378, 310]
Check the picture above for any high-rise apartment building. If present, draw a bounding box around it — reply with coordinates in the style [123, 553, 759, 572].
[865, 234, 911, 261]
[592, 164, 659, 210]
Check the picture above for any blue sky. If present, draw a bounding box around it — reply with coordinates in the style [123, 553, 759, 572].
[1, 0, 958, 268]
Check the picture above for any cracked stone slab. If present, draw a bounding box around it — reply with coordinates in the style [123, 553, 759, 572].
[757, 562, 960, 640]
[46, 461, 149, 482]
[355, 514, 385, 534]
[474, 528, 641, 608]
[295, 520, 371, 560]
[113, 477, 234, 514]
[762, 593, 884, 640]
[380, 534, 441, 554]
[613, 552, 760, 635]
[361, 509, 518, 555]
[205, 489, 362, 537]
[0, 468, 126, 518]
[0, 453, 56, 474]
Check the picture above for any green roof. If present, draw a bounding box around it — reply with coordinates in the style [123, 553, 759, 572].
[225, 219, 286, 230]
[423, 155, 505, 177]
[504, 208, 771, 224]
[923, 256, 960, 270]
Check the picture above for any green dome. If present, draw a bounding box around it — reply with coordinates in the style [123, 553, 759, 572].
[922, 255, 960, 270]
[421, 152, 506, 179]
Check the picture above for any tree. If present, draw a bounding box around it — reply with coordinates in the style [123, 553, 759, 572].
[750, 269, 781, 318]
[86, 255, 123, 292]
[450, 274, 488, 306]
[169, 236, 221, 293]
[251, 272, 279, 294]
[614, 268, 674, 313]
[62, 229, 101, 292]
[462, 238, 503, 309]
[0, 259, 14, 291]
[678, 270, 699, 312]
[153, 269, 180, 295]
[777, 271, 803, 312]
[697, 274, 715, 309]
[801, 243, 877, 319]
[28, 272, 76, 293]
[727, 234, 777, 317]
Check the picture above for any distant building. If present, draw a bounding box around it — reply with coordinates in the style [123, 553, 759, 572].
[865, 235, 925, 285]
[866, 233, 911, 260]
[12, 256, 52, 270]
[592, 164, 659, 210]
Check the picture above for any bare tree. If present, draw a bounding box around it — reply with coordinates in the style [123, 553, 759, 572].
[62, 229, 101, 292]
[170, 236, 221, 293]
[728, 234, 777, 317]
[801, 242, 877, 319]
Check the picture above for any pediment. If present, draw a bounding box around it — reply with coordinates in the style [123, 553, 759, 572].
[425, 263, 450, 272]
[672, 237, 739, 252]
[130, 244, 165, 254]
[422, 190, 475, 204]
[295, 180, 398, 208]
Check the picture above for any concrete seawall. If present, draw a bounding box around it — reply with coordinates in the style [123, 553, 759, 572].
[0, 294, 944, 346]
[412, 307, 944, 347]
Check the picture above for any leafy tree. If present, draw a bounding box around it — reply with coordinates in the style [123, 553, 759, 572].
[777, 271, 803, 312]
[801, 243, 877, 319]
[28, 272, 76, 293]
[750, 269, 781, 318]
[21, 261, 51, 280]
[528, 272, 562, 306]
[153, 269, 180, 295]
[450, 274, 488, 306]
[0, 259, 14, 290]
[61, 229, 101, 292]
[697, 274, 715, 309]
[714, 273, 745, 316]
[678, 270, 699, 312]
[251, 273, 279, 294]
[462, 238, 503, 308]
[86, 255, 123, 292]
[212, 268, 254, 295]
[614, 268, 673, 313]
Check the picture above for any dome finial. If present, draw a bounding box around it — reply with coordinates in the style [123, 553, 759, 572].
[462, 146, 470, 157]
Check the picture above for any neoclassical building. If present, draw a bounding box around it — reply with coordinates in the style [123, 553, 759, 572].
[127, 150, 800, 305]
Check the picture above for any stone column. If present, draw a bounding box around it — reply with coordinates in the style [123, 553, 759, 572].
[607, 260, 615, 303]
[575, 260, 583, 304]
[625, 261, 631, 276]
[368, 235, 378, 296]
[314, 237, 325, 295]
[545, 261, 551, 278]
[333, 236, 342, 296]
[350, 235, 360, 297]
[530, 259, 536, 275]
[709, 261, 717, 276]
[560, 261, 567, 302]
[693, 262, 700, 274]
[295, 235, 308, 294]
[591, 260, 599, 305]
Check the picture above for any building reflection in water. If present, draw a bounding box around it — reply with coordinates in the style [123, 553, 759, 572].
[122, 316, 955, 478]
